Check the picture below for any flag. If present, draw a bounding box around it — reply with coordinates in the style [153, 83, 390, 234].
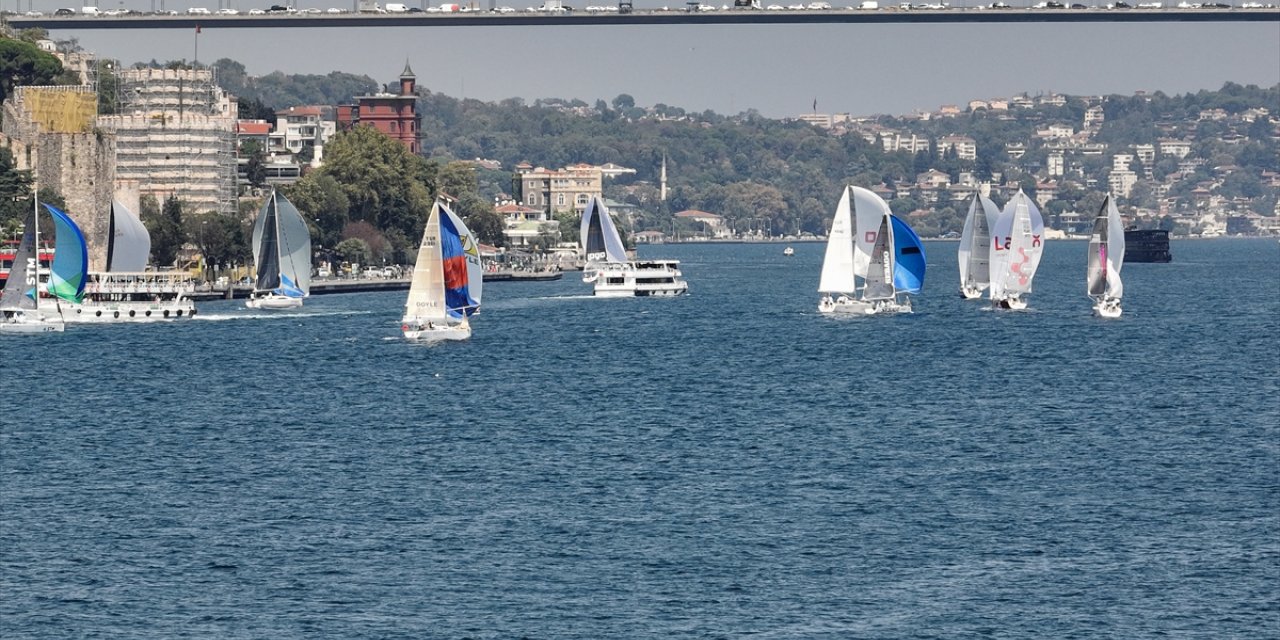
[195, 24, 202, 33]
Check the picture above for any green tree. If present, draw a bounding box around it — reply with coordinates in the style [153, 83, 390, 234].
[240, 139, 268, 188]
[437, 160, 478, 198]
[0, 37, 65, 105]
[0, 147, 34, 229]
[316, 125, 437, 252]
[462, 207, 505, 248]
[334, 237, 371, 266]
[145, 195, 187, 267]
[286, 173, 350, 249]
[186, 213, 246, 280]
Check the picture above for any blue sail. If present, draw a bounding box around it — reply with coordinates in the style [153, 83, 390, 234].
[439, 204, 479, 319]
[42, 203, 89, 303]
[890, 215, 926, 294]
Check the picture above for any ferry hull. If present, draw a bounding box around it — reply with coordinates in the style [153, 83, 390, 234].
[66, 300, 195, 322]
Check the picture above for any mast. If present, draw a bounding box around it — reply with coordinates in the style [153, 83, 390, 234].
[32, 182, 39, 313]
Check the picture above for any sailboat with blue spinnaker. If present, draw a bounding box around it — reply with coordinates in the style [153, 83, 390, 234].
[1, 200, 89, 334]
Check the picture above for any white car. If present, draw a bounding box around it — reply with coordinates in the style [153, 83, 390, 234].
[248, 8, 266, 13]
[326, 7, 346, 12]
[187, 7, 210, 14]
[216, 8, 239, 14]
[807, 1, 830, 7]
[766, 3, 784, 8]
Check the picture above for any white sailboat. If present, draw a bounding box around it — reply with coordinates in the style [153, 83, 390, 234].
[1, 195, 89, 334]
[66, 200, 196, 322]
[1087, 194, 1126, 318]
[401, 199, 483, 341]
[957, 192, 1000, 299]
[989, 189, 1045, 310]
[247, 190, 311, 310]
[580, 196, 687, 297]
[818, 186, 926, 315]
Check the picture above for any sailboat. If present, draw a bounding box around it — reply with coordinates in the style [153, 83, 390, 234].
[247, 190, 311, 310]
[989, 189, 1045, 310]
[67, 200, 196, 322]
[957, 192, 1000, 299]
[1, 199, 89, 334]
[1087, 194, 1126, 318]
[818, 186, 926, 315]
[580, 196, 687, 297]
[401, 199, 483, 341]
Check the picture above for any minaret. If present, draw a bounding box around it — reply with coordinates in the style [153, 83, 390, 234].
[660, 153, 668, 202]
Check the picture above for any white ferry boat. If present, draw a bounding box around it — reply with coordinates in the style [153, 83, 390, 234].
[580, 197, 689, 298]
[64, 272, 196, 322]
[591, 260, 689, 298]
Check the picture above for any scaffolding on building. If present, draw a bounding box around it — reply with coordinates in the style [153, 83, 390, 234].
[98, 67, 238, 216]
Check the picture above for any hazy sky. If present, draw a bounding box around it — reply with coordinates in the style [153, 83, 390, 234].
[53, 15, 1280, 118]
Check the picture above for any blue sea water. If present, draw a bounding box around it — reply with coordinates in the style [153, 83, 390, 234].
[2, 238, 1277, 638]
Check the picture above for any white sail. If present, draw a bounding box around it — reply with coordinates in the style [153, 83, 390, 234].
[862, 213, 896, 301]
[1089, 195, 1126, 301]
[818, 186, 856, 294]
[990, 190, 1045, 299]
[404, 202, 447, 323]
[851, 186, 892, 280]
[274, 193, 312, 296]
[106, 200, 150, 273]
[580, 197, 628, 264]
[1106, 197, 1125, 300]
[958, 193, 999, 292]
[250, 191, 312, 298]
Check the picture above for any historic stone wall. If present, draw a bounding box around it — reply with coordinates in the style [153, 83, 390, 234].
[36, 131, 116, 272]
[3, 89, 117, 271]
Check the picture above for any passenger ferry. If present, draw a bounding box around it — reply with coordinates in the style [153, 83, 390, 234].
[63, 271, 196, 322]
[591, 259, 689, 297]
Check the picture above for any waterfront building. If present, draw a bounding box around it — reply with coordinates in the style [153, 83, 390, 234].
[514, 163, 604, 217]
[336, 62, 420, 154]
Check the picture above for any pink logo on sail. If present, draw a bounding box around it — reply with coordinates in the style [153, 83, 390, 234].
[1011, 248, 1031, 285]
[865, 231, 877, 243]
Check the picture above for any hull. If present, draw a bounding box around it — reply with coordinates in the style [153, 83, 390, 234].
[1093, 298, 1123, 318]
[0, 310, 65, 334]
[66, 299, 195, 322]
[592, 260, 689, 297]
[402, 321, 471, 342]
[819, 295, 912, 315]
[1123, 229, 1172, 263]
[994, 295, 1029, 311]
[960, 286, 985, 300]
[246, 294, 304, 310]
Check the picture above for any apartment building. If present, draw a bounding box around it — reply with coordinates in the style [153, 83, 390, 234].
[514, 163, 604, 216]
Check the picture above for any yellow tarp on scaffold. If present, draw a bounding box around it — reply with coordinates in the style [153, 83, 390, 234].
[23, 89, 96, 133]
